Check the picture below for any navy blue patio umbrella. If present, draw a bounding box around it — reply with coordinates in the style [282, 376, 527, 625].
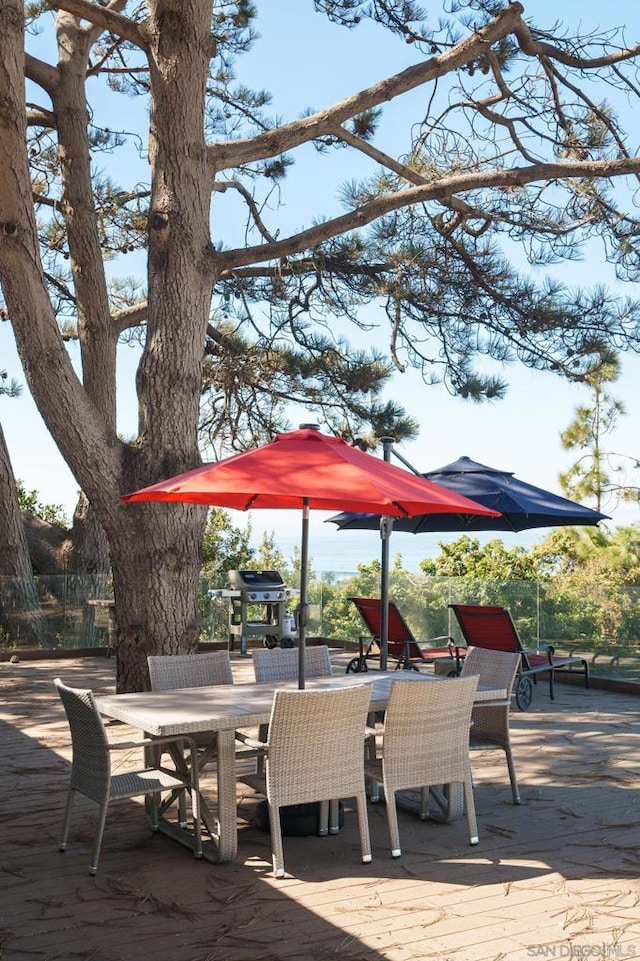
[328, 454, 609, 668]
[329, 456, 609, 535]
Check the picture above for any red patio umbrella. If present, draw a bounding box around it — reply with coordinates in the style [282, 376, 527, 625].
[122, 427, 499, 686]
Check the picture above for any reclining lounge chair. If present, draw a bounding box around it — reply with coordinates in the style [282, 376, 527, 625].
[347, 596, 461, 673]
[449, 603, 589, 710]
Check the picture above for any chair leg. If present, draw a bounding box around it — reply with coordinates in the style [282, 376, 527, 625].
[364, 716, 377, 761]
[419, 786, 430, 820]
[505, 746, 521, 804]
[59, 788, 75, 851]
[383, 783, 402, 858]
[328, 800, 341, 835]
[463, 777, 479, 846]
[366, 750, 382, 804]
[318, 800, 330, 836]
[355, 791, 372, 863]
[268, 802, 286, 878]
[90, 802, 109, 875]
[368, 778, 382, 803]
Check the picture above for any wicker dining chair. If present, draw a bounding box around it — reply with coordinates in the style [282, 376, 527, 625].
[251, 645, 333, 683]
[147, 650, 233, 691]
[364, 674, 479, 857]
[251, 645, 333, 762]
[241, 685, 373, 878]
[459, 646, 522, 804]
[147, 651, 235, 770]
[55, 677, 201, 875]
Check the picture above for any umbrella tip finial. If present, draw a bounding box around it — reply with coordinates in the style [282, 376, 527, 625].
[299, 423, 319, 430]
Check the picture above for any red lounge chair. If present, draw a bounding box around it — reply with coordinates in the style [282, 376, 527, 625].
[347, 596, 460, 673]
[449, 604, 589, 710]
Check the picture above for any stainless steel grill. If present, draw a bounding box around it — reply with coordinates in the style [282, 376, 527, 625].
[228, 569, 290, 602]
[223, 570, 297, 653]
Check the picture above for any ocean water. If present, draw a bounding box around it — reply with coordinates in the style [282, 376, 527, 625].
[248, 514, 543, 576]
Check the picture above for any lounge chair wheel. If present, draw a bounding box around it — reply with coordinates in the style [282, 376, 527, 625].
[346, 657, 366, 674]
[515, 675, 533, 711]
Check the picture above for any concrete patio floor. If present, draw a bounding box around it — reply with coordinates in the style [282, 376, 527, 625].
[1, 652, 639, 961]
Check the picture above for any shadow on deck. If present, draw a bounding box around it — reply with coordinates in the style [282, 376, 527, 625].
[1, 653, 639, 961]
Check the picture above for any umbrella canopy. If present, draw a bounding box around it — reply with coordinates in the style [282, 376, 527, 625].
[328, 455, 609, 533]
[328, 453, 608, 670]
[121, 430, 499, 686]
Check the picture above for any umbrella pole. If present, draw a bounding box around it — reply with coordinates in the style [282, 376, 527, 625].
[378, 438, 397, 672]
[379, 438, 424, 671]
[297, 499, 310, 689]
[379, 517, 392, 672]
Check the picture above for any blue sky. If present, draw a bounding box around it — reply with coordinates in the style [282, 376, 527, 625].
[2, 0, 639, 573]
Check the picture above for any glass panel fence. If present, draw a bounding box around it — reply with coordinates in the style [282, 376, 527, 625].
[0, 574, 112, 650]
[2, 573, 639, 683]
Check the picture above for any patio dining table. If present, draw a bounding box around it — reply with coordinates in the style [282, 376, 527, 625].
[96, 671, 507, 863]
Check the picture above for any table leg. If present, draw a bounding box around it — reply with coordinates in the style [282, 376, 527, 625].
[149, 733, 239, 863]
[395, 784, 465, 822]
[212, 728, 239, 861]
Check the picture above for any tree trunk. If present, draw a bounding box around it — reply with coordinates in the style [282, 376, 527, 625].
[23, 515, 69, 576]
[0, 2, 213, 688]
[0, 421, 45, 645]
[62, 494, 112, 648]
[108, 501, 207, 693]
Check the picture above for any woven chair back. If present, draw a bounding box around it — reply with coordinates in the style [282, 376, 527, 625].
[265, 685, 370, 807]
[460, 646, 521, 692]
[147, 651, 233, 690]
[55, 678, 111, 803]
[381, 674, 479, 787]
[252, 645, 332, 683]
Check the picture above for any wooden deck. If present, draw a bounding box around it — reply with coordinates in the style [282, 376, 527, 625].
[1, 653, 639, 961]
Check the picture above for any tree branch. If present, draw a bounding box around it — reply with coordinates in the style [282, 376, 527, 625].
[331, 125, 428, 186]
[216, 156, 640, 270]
[26, 105, 56, 128]
[25, 54, 59, 94]
[46, 0, 148, 49]
[207, 4, 526, 170]
[213, 179, 277, 243]
[221, 260, 392, 280]
[112, 302, 148, 334]
[514, 19, 640, 69]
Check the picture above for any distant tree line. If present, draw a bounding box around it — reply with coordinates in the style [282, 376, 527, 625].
[198, 511, 640, 649]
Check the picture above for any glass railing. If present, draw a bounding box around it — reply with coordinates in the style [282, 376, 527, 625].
[305, 571, 640, 684]
[2, 572, 639, 684]
[0, 574, 112, 651]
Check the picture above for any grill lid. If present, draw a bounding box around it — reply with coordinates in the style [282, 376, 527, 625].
[227, 569, 286, 590]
